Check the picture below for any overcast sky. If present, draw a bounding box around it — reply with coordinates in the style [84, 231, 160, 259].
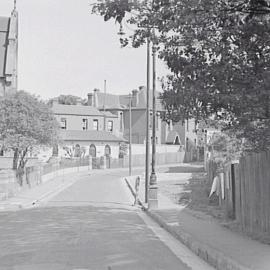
[1, 0, 168, 100]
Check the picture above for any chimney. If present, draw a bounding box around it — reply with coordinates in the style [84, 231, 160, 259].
[93, 88, 100, 107]
[52, 98, 58, 106]
[87, 93, 94, 106]
[131, 89, 139, 107]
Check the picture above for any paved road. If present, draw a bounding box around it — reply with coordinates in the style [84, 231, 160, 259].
[0, 168, 213, 270]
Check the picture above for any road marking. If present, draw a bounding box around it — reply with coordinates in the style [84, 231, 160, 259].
[137, 210, 215, 270]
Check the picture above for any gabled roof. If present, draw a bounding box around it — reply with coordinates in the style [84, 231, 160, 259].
[166, 130, 182, 144]
[119, 88, 164, 111]
[60, 130, 127, 142]
[52, 104, 103, 116]
[102, 111, 118, 118]
[97, 92, 121, 109]
[0, 16, 9, 78]
[119, 94, 129, 108]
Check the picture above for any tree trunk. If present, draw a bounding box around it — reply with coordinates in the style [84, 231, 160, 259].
[17, 148, 29, 186]
[13, 148, 19, 170]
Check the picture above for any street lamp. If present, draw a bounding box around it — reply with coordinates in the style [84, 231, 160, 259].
[128, 93, 132, 176]
[145, 37, 151, 203]
[148, 43, 158, 209]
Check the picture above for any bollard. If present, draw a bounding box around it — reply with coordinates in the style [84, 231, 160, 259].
[133, 176, 140, 206]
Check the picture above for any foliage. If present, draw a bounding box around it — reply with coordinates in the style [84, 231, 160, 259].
[0, 91, 59, 184]
[92, 0, 270, 151]
[58, 95, 79, 105]
[208, 132, 244, 161]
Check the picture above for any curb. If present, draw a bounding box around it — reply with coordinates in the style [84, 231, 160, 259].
[124, 176, 251, 270]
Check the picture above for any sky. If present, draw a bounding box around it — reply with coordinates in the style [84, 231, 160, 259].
[1, 0, 169, 100]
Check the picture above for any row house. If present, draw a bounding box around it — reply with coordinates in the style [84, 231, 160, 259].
[51, 102, 126, 159]
[52, 86, 199, 160]
[88, 87, 198, 150]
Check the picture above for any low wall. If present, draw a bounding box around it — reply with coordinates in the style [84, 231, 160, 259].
[131, 144, 181, 155]
[0, 157, 40, 170]
[0, 170, 16, 200]
[121, 152, 185, 168]
[0, 158, 92, 201]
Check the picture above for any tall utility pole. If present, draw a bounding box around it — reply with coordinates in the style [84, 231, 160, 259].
[129, 93, 132, 176]
[148, 42, 158, 209]
[145, 38, 151, 203]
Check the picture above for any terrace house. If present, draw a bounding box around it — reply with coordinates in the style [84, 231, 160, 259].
[51, 101, 126, 159]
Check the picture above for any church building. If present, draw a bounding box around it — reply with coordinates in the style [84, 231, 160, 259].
[0, 4, 18, 96]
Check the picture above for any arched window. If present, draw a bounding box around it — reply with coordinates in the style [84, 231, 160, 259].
[89, 144, 96, 157]
[104, 145, 111, 157]
[74, 144, 81, 157]
[175, 136, 180, 145]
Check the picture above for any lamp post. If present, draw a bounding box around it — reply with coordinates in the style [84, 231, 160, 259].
[129, 93, 132, 176]
[145, 37, 151, 203]
[148, 42, 158, 209]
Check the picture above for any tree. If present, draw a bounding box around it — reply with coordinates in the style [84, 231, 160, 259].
[48, 94, 88, 106]
[0, 91, 59, 185]
[92, 0, 270, 152]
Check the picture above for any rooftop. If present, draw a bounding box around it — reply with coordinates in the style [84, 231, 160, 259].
[96, 91, 121, 109]
[52, 103, 103, 116]
[166, 130, 182, 145]
[60, 130, 127, 143]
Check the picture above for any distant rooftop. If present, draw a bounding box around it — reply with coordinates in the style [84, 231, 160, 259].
[60, 130, 127, 143]
[52, 103, 103, 116]
[96, 91, 121, 109]
[96, 87, 164, 111]
[166, 130, 182, 145]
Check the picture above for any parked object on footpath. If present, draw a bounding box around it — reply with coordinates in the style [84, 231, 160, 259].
[209, 175, 220, 197]
[133, 176, 140, 206]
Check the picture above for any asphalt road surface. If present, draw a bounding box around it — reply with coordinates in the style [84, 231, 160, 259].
[0, 168, 213, 270]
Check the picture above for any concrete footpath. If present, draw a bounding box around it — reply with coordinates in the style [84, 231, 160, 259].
[125, 174, 270, 270]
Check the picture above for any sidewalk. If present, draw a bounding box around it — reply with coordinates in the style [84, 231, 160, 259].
[0, 170, 90, 211]
[125, 173, 270, 270]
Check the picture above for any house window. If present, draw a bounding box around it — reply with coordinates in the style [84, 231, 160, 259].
[104, 145, 111, 157]
[60, 118, 67, 130]
[89, 144, 96, 157]
[93, 119, 98, 131]
[120, 112, 123, 131]
[82, 118, 88, 130]
[108, 120, 113, 132]
[150, 112, 153, 129]
[74, 144, 81, 157]
[156, 112, 160, 130]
